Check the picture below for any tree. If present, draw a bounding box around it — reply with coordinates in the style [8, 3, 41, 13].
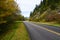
[29, 0, 60, 23]
[0, 0, 26, 33]
[0, 0, 22, 24]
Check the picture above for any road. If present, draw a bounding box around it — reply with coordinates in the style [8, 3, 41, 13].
[33, 22, 60, 33]
[23, 21, 60, 40]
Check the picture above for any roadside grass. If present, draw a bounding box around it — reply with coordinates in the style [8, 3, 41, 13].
[40, 22, 60, 27]
[0, 22, 30, 40]
[31, 21, 60, 27]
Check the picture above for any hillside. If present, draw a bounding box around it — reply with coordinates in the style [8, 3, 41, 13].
[30, 0, 60, 23]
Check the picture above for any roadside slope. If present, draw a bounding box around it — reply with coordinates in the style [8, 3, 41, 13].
[0, 22, 30, 40]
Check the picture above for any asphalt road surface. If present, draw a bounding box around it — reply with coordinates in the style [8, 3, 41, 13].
[23, 21, 60, 40]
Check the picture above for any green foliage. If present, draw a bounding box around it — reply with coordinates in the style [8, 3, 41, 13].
[0, 0, 25, 34]
[30, 0, 60, 23]
[0, 0, 24, 24]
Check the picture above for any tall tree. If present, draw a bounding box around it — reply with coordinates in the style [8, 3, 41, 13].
[30, 0, 60, 23]
[0, 0, 21, 24]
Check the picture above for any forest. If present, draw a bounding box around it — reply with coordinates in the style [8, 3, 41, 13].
[0, 0, 25, 35]
[30, 0, 60, 23]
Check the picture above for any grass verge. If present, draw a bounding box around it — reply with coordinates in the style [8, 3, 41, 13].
[31, 21, 60, 27]
[0, 22, 30, 40]
[33, 22, 60, 27]
[40, 22, 60, 27]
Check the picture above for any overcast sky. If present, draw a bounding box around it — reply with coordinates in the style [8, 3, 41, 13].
[15, 0, 41, 17]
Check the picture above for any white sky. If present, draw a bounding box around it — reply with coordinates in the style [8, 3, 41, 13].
[15, 0, 41, 17]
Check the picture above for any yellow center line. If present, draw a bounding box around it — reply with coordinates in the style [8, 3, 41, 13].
[29, 22, 60, 36]
[38, 26, 60, 36]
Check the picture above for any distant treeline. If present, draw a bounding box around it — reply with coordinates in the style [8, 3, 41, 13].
[30, 0, 60, 23]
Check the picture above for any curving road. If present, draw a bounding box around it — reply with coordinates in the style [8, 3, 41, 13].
[23, 21, 60, 40]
